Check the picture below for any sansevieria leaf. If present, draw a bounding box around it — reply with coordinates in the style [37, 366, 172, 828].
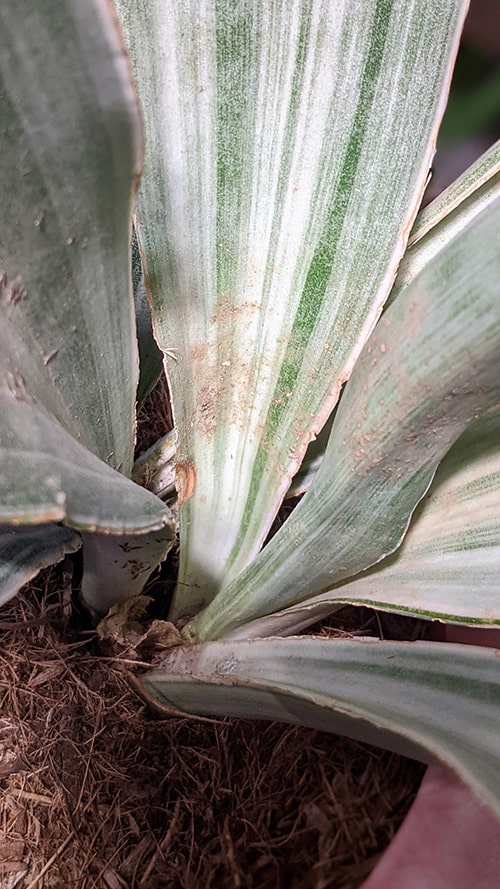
[307, 414, 500, 626]
[409, 139, 500, 246]
[0, 397, 173, 533]
[141, 636, 500, 818]
[388, 138, 500, 309]
[0, 525, 81, 607]
[0, 389, 175, 606]
[0, 0, 176, 604]
[191, 195, 500, 641]
[81, 529, 173, 612]
[227, 414, 500, 639]
[0, 0, 142, 474]
[116, 0, 468, 616]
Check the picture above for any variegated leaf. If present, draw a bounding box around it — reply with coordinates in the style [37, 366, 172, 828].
[81, 528, 172, 612]
[0, 395, 173, 535]
[225, 414, 500, 639]
[116, 0, 468, 615]
[0, 524, 81, 606]
[388, 138, 500, 308]
[0, 0, 142, 474]
[286, 141, 500, 500]
[142, 636, 500, 817]
[191, 195, 500, 641]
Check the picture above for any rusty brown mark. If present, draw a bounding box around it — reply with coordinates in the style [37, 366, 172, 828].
[175, 460, 196, 508]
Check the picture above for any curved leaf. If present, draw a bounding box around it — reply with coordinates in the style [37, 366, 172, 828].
[141, 636, 500, 817]
[317, 414, 500, 625]
[116, 0, 468, 615]
[0, 397, 174, 534]
[229, 414, 500, 638]
[409, 139, 500, 247]
[0, 524, 81, 606]
[388, 138, 500, 308]
[191, 196, 500, 641]
[0, 0, 142, 474]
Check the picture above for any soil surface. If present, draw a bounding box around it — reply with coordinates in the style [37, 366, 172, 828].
[0, 575, 424, 889]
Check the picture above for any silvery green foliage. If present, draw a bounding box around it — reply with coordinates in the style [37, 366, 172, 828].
[2, 0, 500, 818]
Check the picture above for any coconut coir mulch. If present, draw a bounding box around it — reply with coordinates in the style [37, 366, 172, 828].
[0, 571, 425, 889]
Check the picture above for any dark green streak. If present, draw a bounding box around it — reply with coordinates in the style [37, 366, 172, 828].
[228, 0, 394, 563]
[259, 6, 312, 326]
[267, 0, 393, 439]
[215, 2, 253, 298]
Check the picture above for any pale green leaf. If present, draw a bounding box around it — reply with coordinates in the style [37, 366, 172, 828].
[409, 139, 500, 246]
[0, 524, 81, 606]
[0, 0, 142, 474]
[142, 636, 500, 817]
[0, 0, 176, 582]
[388, 138, 500, 308]
[0, 397, 174, 534]
[116, 0, 468, 615]
[316, 415, 500, 625]
[81, 527, 173, 613]
[230, 414, 500, 639]
[191, 196, 500, 641]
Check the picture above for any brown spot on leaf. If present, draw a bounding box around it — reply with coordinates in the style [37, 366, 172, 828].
[210, 299, 259, 327]
[5, 371, 34, 404]
[175, 460, 196, 508]
[194, 384, 219, 438]
[7, 281, 25, 306]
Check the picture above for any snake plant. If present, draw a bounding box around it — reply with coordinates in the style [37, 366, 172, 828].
[1, 0, 500, 827]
